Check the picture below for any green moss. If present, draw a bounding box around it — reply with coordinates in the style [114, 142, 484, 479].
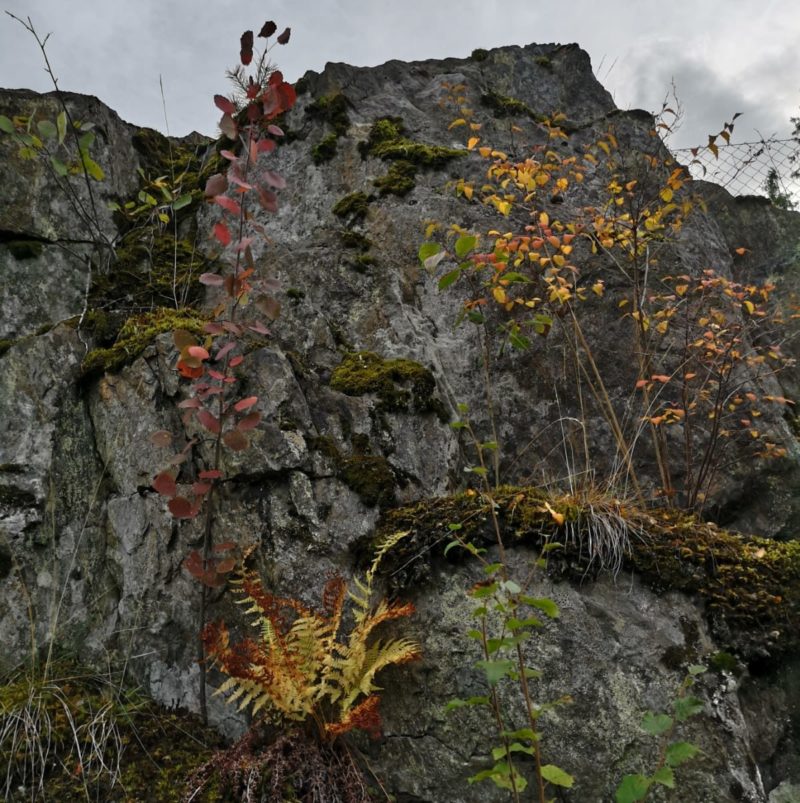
[286, 287, 306, 304]
[371, 487, 800, 662]
[534, 55, 553, 70]
[709, 651, 742, 676]
[312, 132, 339, 164]
[359, 116, 464, 169]
[308, 436, 396, 508]
[471, 48, 490, 62]
[349, 254, 376, 273]
[374, 159, 417, 197]
[340, 455, 396, 508]
[480, 90, 545, 122]
[339, 229, 372, 251]
[305, 93, 350, 137]
[6, 239, 43, 260]
[329, 351, 441, 414]
[80, 306, 207, 376]
[332, 192, 370, 222]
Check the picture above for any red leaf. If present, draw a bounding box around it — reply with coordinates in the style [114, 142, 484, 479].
[269, 71, 285, 86]
[203, 322, 226, 334]
[262, 170, 287, 190]
[213, 222, 231, 246]
[219, 113, 238, 140]
[220, 149, 239, 162]
[178, 398, 202, 409]
[234, 396, 259, 412]
[207, 369, 226, 380]
[214, 541, 237, 552]
[246, 80, 259, 100]
[187, 345, 210, 361]
[192, 481, 212, 496]
[240, 30, 254, 65]
[197, 409, 221, 434]
[267, 124, 284, 137]
[238, 411, 262, 432]
[221, 321, 243, 335]
[169, 451, 189, 466]
[277, 82, 297, 113]
[248, 322, 271, 336]
[168, 496, 195, 518]
[256, 295, 281, 321]
[214, 195, 242, 215]
[277, 28, 291, 44]
[149, 430, 173, 448]
[257, 138, 277, 154]
[215, 341, 236, 361]
[199, 272, 224, 286]
[247, 103, 261, 123]
[223, 429, 249, 451]
[216, 557, 236, 574]
[153, 471, 177, 497]
[184, 550, 204, 576]
[204, 173, 228, 197]
[177, 360, 204, 379]
[229, 355, 245, 367]
[258, 188, 278, 213]
[258, 21, 277, 38]
[199, 469, 223, 480]
[214, 95, 236, 115]
[228, 171, 254, 190]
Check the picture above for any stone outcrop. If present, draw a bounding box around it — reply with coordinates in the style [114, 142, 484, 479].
[1, 42, 800, 800]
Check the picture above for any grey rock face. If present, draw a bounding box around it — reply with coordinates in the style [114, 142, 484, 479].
[0, 41, 799, 800]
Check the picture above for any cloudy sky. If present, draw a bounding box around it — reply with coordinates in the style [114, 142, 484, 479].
[0, 0, 798, 150]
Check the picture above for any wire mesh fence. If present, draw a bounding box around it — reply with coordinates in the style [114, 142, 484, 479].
[672, 138, 800, 209]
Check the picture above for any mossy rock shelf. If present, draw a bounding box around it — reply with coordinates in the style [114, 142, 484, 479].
[370, 486, 800, 663]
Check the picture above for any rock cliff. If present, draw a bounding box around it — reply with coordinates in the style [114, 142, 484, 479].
[1, 41, 799, 801]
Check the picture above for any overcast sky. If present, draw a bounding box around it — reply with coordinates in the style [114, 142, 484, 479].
[0, 0, 798, 150]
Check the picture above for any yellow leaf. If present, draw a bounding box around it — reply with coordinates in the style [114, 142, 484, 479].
[479, 146, 492, 158]
[659, 187, 673, 202]
[734, 247, 749, 256]
[544, 502, 565, 526]
[539, 212, 549, 228]
[675, 284, 688, 296]
[592, 281, 604, 297]
[492, 286, 508, 304]
[467, 136, 480, 150]
[448, 118, 467, 129]
[743, 300, 755, 315]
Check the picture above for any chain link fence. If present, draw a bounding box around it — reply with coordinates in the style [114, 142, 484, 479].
[672, 138, 800, 209]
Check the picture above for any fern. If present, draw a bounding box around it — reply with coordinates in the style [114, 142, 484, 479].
[203, 531, 420, 741]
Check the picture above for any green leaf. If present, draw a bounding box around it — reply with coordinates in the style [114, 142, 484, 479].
[483, 562, 503, 574]
[641, 711, 673, 736]
[0, 115, 14, 134]
[466, 311, 485, 324]
[418, 241, 441, 264]
[540, 541, 564, 553]
[443, 540, 460, 556]
[476, 659, 515, 686]
[470, 466, 488, 477]
[520, 596, 560, 618]
[502, 579, 521, 594]
[466, 629, 483, 640]
[56, 111, 66, 144]
[469, 582, 499, 599]
[448, 522, 462, 531]
[615, 774, 651, 803]
[469, 762, 528, 793]
[540, 764, 574, 788]
[438, 268, 461, 291]
[82, 155, 105, 181]
[502, 728, 537, 742]
[652, 765, 675, 788]
[172, 193, 193, 211]
[665, 741, 700, 767]
[455, 234, 477, 258]
[37, 119, 57, 139]
[78, 131, 95, 151]
[687, 664, 707, 676]
[673, 695, 704, 722]
[49, 156, 68, 177]
[445, 695, 489, 712]
[509, 330, 531, 350]
[503, 271, 530, 283]
[492, 742, 534, 760]
[507, 616, 543, 630]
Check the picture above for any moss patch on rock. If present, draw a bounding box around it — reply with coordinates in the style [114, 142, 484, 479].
[374, 159, 417, 197]
[359, 116, 464, 170]
[312, 132, 339, 164]
[80, 306, 207, 376]
[306, 93, 350, 164]
[370, 486, 800, 662]
[480, 90, 545, 122]
[332, 191, 370, 222]
[330, 351, 441, 414]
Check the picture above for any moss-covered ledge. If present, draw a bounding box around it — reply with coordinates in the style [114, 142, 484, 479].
[329, 350, 444, 416]
[368, 486, 800, 663]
